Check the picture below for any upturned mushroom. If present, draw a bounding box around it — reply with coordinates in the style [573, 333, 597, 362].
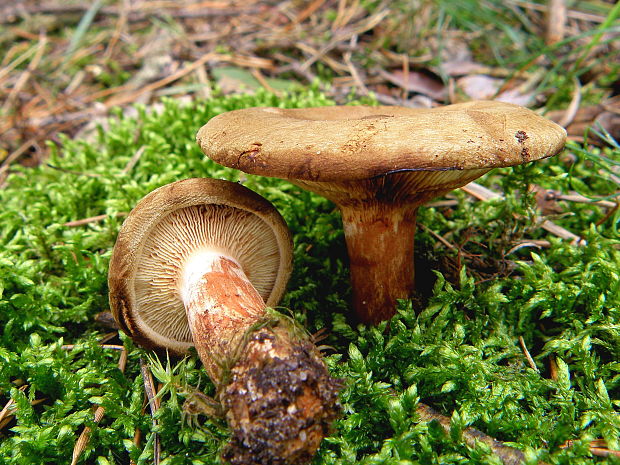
[196, 101, 567, 324]
[108, 178, 341, 465]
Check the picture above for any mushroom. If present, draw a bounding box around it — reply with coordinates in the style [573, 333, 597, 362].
[108, 178, 341, 465]
[196, 101, 567, 324]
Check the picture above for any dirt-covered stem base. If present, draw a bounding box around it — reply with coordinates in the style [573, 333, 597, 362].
[182, 253, 341, 464]
[221, 324, 341, 465]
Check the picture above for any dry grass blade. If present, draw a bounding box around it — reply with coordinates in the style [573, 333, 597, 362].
[419, 222, 460, 252]
[1, 33, 48, 114]
[546, 191, 617, 209]
[285, 0, 329, 31]
[505, 240, 551, 255]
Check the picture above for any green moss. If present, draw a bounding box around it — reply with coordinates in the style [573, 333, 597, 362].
[0, 89, 619, 464]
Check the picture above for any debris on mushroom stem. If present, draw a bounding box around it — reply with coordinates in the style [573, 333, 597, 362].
[221, 324, 342, 465]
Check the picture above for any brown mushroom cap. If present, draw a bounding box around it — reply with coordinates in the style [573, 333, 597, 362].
[108, 178, 293, 354]
[196, 101, 567, 182]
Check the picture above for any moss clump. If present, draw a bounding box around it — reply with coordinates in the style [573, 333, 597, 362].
[0, 88, 619, 464]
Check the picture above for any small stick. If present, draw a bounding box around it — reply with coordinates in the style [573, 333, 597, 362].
[461, 182, 585, 246]
[416, 402, 530, 465]
[62, 212, 126, 227]
[62, 344, 125, 351]
[250, 68, 279, 95]
[104, 52, 216, 107]
[0, 138, 37, 181]
[194, 63, 212, 100]
[539, 219, 583, 245]
[130, 428, 142, 465]
[343, 52, 370, 96]
[140, 358, 161, 464]
[518, 336, 539, 372]
[509, 0, 606, 23]
[560, 439, 620, 458]
[120, 146, 146, 175]
[418, 222, 459, 252]
[425, 199, 460, 208]
[103, 0, 130, 60]
[0, 45, 38, 81]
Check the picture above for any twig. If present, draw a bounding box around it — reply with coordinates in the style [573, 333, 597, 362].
[105, 53, 214, 107]
[0, 45, 38, 82]
[62, 211, 127, 227]
[343, 52, 370, 95]
[104, 0, 130, 60]
[250, 68, 280, 95]
[560, 439, 620, 458]
[418, 222, 459, 252]
[416, 403, 530, 465]
[121, 146, 146, 175]
[284, 0, 329, 31]
[460, 182, 586, 246]
[140, 358, 161, 464]
[539, 219, 583, 245]
[518, 336, 539, 372]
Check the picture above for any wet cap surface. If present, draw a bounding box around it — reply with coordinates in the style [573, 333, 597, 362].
[197, 101, 567, 182]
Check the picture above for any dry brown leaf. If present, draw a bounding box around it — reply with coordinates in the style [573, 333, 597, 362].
[378, 68, 447, 101]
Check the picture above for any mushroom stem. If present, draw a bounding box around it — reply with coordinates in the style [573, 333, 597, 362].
[340, 203, 418, 324]
[180, 251, 341, 465]
[181, 251, 265, 380]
